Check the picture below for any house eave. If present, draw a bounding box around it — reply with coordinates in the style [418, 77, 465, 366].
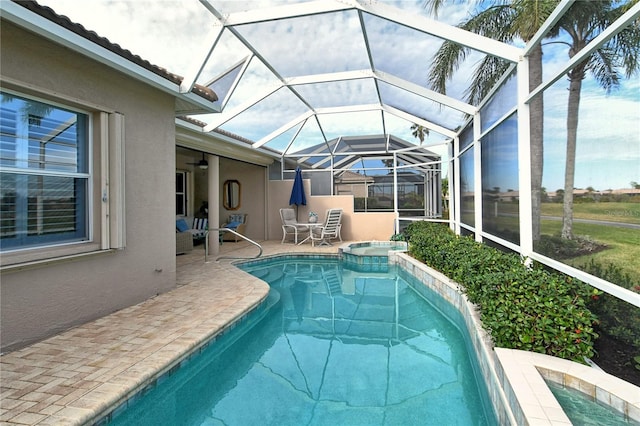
[2, 1, 220, 115]
[175, 119, 277, 166]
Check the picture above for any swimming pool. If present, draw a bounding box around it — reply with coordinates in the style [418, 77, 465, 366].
[106, 256, 498, 425]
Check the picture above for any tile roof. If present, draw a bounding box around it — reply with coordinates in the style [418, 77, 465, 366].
[12, 0, 217, 103]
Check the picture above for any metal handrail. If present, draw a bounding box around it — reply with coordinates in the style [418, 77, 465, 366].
[204, 228, 263, 262]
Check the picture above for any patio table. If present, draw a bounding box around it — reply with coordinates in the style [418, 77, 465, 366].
[297, 223, 323, 245]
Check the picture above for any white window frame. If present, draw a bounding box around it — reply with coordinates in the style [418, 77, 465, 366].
[0, 86, 125, 269]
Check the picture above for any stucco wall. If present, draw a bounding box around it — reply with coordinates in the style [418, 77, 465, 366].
[268, 180, 396, 242]
[1, 22, 178, 351]
[219, 159, 267, 241]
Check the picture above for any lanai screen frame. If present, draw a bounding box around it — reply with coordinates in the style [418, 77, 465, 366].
[179, 0, 639, 308]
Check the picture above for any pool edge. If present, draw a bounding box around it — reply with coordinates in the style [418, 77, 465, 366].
[390, 252, 519, 425]
[89, 277, 271, 426]
[390, 252, 640, 426]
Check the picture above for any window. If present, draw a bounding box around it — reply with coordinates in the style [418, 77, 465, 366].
[0, 90, 125, 264]
[176, 171, 187, 215]
[481, 113, 519, 245]
[459, 147, 475, 227]
[0, 93, 88, 250]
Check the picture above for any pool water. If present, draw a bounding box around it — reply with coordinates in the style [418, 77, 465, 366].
[106, 257, 497, 425]
[547, 381, 640, 425]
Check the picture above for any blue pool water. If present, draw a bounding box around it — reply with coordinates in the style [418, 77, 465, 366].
[547, 381, 640, 425]
[106, 257, 497, 425]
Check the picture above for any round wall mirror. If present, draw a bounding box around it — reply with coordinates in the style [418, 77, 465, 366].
[223, 179, 241, 210]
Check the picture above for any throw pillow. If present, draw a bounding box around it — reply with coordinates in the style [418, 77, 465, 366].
[176, 219, 189, 232]
[228, 214, 240, 223]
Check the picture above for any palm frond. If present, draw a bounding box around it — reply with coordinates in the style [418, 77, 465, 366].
[428, 40, 468, 95]
[605, 6, 640, 78]
[560, 1, 640, 87]
[465, 55, 512, 105]
[427, 2, 550, 101]
[511, 0, 560, 40]
[427, 4, 514, 97]
[587, 47, 621, 93]
[460, 5, 517, 42]
[422, 0, 450, 18]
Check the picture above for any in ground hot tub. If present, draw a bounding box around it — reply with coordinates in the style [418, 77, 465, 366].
[340, 241, 408, 271]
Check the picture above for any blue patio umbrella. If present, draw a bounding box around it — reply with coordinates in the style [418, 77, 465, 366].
[289, 166, 306, 221]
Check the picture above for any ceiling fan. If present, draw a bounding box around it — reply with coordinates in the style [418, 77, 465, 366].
[188, 153, 208, 170]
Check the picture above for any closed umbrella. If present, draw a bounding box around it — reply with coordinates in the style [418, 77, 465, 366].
[289, 166, 306, 221]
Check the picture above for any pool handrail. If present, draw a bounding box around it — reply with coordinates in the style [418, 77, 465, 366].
[204, 228, 263, 262]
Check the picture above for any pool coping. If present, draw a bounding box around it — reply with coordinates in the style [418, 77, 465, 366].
[495, 348, 640, 425]
[390, 252, 640, 425]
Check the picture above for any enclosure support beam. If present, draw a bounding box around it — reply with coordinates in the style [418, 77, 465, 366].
[473, 113, 483, 243]
[517, 57, 533, 260]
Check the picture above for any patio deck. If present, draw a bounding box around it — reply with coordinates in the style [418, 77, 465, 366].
[0, 240, 344, 425]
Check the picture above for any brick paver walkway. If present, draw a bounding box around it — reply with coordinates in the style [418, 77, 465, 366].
[1, 240, 343, 425]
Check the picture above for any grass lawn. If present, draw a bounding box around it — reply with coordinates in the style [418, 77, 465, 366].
[540, 220, 640, 280]
[470, 201, 639, 279]
[497, 201, 640, 224]
[541, 202, 640, 225]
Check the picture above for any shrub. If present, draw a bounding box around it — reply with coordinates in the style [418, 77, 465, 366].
[405, 221, 599, 363]
[535, 234, 607, 260]
[580, 259, 640, 349]
[390, 233, 406, 241]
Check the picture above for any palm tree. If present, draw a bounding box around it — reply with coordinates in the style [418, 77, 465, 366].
[554, 1, 640, 239]
[1, 93, 54, 126]
[410, 123, 430, 143]
[426, 0, 639, 242]
[441, 177, 449, 212]
[425, 0, 556, 244]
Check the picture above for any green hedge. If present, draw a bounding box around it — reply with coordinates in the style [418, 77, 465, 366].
[404, 221, 599, 363]
[580, 259, 640, 349]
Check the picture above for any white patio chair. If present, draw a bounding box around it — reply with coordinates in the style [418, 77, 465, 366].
[310, 208, 343, 247]
[280, 208, 310, 244]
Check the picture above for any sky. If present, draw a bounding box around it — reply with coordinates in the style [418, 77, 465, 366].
[34, 0, 640, 190]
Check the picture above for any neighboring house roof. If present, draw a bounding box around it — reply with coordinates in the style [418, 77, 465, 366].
[547, 188, 640, 197]
[9, 0, 218, 107]
[335, 170, 375, 184]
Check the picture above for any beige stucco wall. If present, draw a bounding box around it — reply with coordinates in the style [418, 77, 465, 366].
[268, 180, 397, 242]
[1, 22, 178, 351]
[219, 159, 267, 241]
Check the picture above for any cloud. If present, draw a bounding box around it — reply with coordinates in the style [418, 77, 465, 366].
[41, 0, 217, 76]
[541, 72, 639, 189]
[36, 0, 637, 189]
